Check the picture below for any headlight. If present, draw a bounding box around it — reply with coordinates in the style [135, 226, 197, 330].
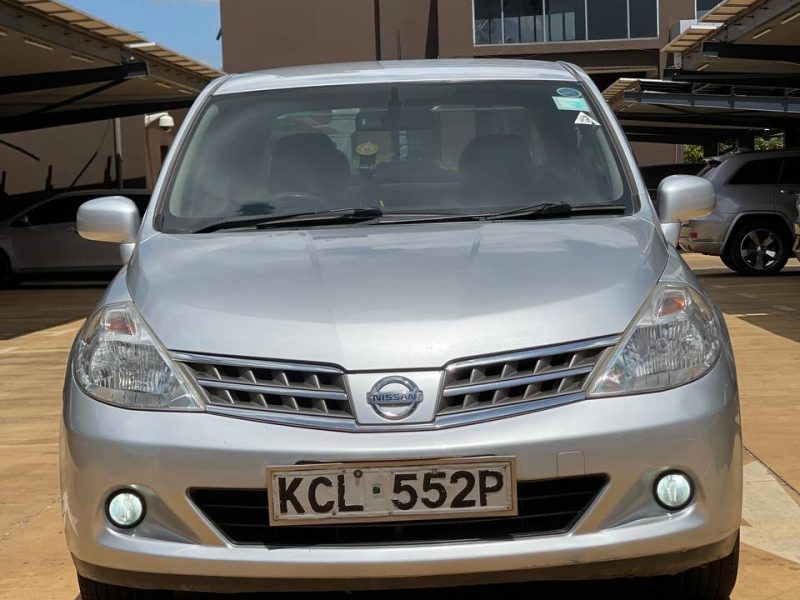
[588, 282, 721, 397]
[74, 302, 203, 410]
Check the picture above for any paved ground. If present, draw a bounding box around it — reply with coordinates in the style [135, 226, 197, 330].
[1, 256, 798, 599]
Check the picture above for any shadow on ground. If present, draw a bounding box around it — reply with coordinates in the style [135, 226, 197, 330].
[0, 282, 104, 340]
[694, 266, 800, 345]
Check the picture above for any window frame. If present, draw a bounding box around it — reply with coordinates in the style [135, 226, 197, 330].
[473, 0, 660, 46]
[153, 79, 640, 233]
[13, 195, 87, 227]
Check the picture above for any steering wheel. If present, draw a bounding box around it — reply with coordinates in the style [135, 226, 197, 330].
[265, 191, 331, 211]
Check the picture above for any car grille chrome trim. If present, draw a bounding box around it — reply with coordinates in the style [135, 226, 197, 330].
[439, 336, 619, 416]
[172, 352, 353, 419]
[173, 335, 619, 431]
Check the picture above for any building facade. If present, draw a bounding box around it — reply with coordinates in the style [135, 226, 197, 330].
[220, 0, 713, 164]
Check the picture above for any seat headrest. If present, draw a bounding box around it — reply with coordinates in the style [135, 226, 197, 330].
[270, 134, 350, 197]
[459, 134, 531, 176]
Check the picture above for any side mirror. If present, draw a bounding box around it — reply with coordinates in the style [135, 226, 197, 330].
[13, 215, 30, 228]
[656, 175, 715, 247]
[77, 196, 140, 264]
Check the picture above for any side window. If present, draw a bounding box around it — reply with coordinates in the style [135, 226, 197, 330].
[778, 157, 800, 186]
[24, 197, 87, 226]
[728, 158, 783, 185]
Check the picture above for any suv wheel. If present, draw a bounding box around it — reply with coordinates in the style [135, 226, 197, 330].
[78, 575, 171, 600]
[0, 252, 15, 288]
[727, 221, 792, 276]
[720, 254, 737, 271]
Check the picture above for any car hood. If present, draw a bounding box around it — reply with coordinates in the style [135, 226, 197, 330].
[128, 217, 667, 370]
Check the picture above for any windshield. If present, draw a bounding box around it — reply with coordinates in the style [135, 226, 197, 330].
[159, 81, 632, 232]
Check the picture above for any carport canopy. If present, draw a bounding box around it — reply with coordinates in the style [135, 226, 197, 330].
[604, 77, 799, 145]
[0, 0, 222, 134]
[605, 0, 800, 145]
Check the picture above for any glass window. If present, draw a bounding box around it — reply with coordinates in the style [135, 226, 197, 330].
[159, 81, 633, 232]
[23, 197, 86, 226]
[729, 158, 783, 185]
[503, 0, 545, 43]
[630, 0, 659, 38]
[474, 0, 657, 45]
[696, 0, 719, 17]
[546, 0, 586, 42]
[587, 0, 628, 40]
[475, 0, 502, 45]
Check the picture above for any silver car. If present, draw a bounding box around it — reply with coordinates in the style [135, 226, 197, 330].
[0, 189, 150, 286]
[62, 60, 741, 599]
[680, 149, 800, 275]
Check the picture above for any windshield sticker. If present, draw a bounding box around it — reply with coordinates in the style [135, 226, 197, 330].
[575, 112, 601, 127]
[557, 87, 583, 98]
[553, 96, 590, 111]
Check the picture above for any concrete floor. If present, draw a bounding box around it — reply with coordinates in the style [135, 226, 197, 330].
[1, 255, 798, 599]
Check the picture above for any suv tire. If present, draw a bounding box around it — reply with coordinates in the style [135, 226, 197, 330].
[720, 254, 737, 271]
[0, 252, 16, 288]
[726, 220, 792, 276]
[660, 535, 739, 600]
[78, 575, 171, 600]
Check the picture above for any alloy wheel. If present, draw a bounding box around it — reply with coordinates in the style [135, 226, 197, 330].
[738, 228, 783, 271]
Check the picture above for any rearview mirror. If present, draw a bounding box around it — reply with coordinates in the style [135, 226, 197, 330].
[77, 196, 140, 264]
[656, 175, 715, 247]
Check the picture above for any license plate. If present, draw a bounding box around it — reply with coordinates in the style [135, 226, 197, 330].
[267, 457, 517, 526]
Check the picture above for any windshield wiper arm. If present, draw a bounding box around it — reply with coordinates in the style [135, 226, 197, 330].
[483, 203, 626, 221]
[194, 208, 384, 233]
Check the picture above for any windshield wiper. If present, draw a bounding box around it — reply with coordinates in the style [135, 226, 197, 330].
[194, 208, 384, 233]
[483, 203, 626, 221]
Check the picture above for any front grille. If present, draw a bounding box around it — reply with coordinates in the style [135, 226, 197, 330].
[439, 337, 617, 416]
[189, 475, 608, 546]
[172, 352, 352, 419]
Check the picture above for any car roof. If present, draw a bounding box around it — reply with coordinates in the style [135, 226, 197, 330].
[216, 59, 577, 96]
[45, 189, 151, 199]
[709, 148, 800, 162]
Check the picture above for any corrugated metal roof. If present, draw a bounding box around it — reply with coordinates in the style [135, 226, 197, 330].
[662, 0, 764, 54]
[11, 0, 222, 78]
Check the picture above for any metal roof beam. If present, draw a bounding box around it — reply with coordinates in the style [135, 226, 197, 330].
[702, 42, 800, 64]
[623, 90, 800, 114]
[0, 98, 193, 133]
[663, 69, 800, 89]
[619, 112, 792, 128]
[0, 62, 148, 95]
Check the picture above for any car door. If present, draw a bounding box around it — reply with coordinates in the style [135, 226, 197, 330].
[777, 155, 800, 228]
[723, 157, 782, 216]
[9, 196, 88, 271]
[81, 192, 151, 269]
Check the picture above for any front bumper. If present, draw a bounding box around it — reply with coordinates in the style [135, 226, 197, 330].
[61, 357, 742, 592]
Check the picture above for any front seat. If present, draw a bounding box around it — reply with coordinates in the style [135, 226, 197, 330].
[269, 133, 350, 203]
[459, 134, 534, 205]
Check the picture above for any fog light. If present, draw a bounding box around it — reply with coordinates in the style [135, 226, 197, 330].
[654, 471, 694, 511]
[106, 490, 145, 528]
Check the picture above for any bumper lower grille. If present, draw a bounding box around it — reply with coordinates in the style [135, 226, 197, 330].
[189, 475, 608, 546]
[439, 337, 617, 416]
[172, 353, 352, 419]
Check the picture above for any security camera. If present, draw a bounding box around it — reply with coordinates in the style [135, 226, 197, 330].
[144, 112, 175, 133]
[157, 114, 175, 133]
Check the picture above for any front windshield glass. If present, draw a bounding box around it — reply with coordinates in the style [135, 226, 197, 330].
[160, 81, 632, 231]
